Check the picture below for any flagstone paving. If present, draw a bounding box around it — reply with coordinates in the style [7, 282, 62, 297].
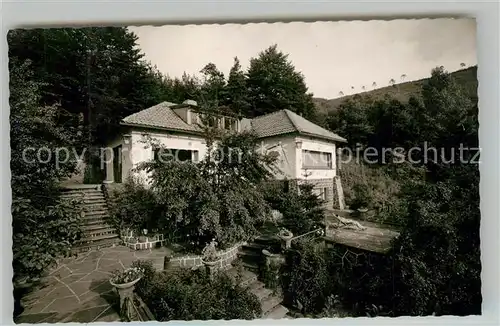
[15, 246, 171, 323]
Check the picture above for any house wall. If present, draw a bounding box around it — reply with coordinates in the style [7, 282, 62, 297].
[127, 129, 208, 183]
[103, 135, 124, 183]
[258, 135, 297, 179]
[294, 136, 337, 208]
[295, 136, 337, 180]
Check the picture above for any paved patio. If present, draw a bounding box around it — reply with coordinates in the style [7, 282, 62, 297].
[15, 246, 170, 323]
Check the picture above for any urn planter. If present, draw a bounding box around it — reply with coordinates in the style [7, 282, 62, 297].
[277, 230, 294, 250]
[110, 269, 143, 319]
[202, 259, 219, 277]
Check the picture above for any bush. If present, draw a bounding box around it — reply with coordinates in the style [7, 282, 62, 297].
[134, 261, 262, 320]
[121, 131, 277, 252]
[10, 59, 84, 287]
[350, 183, 371, 210]
[108, 176, 160, 233]
[281, 239, 332, 314]
[262, 181, 325, 235]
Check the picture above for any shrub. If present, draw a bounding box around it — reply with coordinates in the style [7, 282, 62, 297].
[260, 260, 283, 293]
[350, 183, 371, 210]
[262, 181, 325, 235]
[126, 131, 277, 252]
[135, 262, 262, 321]
[281, 239, 332, 314]
[10, 59, 83, 287]
[108, 176, 159, 233]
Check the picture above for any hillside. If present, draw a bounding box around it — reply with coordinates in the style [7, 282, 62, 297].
[313, 66, 478, 115]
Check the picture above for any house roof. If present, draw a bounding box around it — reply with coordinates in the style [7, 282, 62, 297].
[120, 102, 347, 143]
[121, 101, 201, 133]
[251, 109, 347, 142]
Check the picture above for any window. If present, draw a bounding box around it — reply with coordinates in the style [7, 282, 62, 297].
[321, 187, 328, 201]
[224, 117, 238, 131]
[302, 150, 332, 169]
[311, 187, 328, 201]
[153, 148, 199, 163]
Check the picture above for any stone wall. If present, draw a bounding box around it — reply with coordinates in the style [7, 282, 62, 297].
[167, 242, 246, 270]
[303, 178, 334, 208]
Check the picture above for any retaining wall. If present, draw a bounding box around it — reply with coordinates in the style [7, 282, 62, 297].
[167, 242, 246, 270]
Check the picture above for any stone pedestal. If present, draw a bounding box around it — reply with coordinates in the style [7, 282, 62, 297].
[202, 260, 219, 279]
[110, 277, 141, 320]
[278, 233, 293, 250]
[117, 286, 134, 313]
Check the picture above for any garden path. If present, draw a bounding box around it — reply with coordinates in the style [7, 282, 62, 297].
[15, 246, 168, 323]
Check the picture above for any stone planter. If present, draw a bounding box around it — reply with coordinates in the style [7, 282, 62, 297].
[262, 249, 283, 266]
[202, 259, 219, 278]
[110, 275, 142, 318]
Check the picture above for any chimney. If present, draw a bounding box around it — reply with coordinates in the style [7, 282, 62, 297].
[183, 99, 197, 107]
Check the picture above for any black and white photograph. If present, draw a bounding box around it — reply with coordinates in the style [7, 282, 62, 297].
[9, 17, 480, 323]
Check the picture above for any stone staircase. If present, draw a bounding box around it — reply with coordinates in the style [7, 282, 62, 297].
[225, 265, 289, 319]
[232, 236, 289, 319]
[60, 185, 120, 252]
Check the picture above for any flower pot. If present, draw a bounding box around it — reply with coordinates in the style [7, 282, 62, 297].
[202, 259, 218, 267]
[110, 276, 142, 316]
[277, 231, 293, 250]
[202, 259, 219, 277]
[110, 276, 142, 289]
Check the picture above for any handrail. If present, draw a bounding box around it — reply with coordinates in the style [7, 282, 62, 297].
[290, 228, 323, 243]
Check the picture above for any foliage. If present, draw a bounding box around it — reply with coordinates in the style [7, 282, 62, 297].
[107, 176, 159, 233]
[135, 263, 262, 321]
[389, 164, 481, 315]
[10, 59, 84, 285]
[279, 66, 480, 317]
[114, 131, 278, 252]
[281, 239, 332, 314]
[262, 181, 325, 235]
[226, 57, 251, 117]
[8, 27, 168, 146]
[314, 66, 477, 116]
[110, 267, 144, 284]
[260, 260, 283, 293]
[201, 239, 219, 262]
[246, 44, 317, 120]
[349, 183, 371, 210]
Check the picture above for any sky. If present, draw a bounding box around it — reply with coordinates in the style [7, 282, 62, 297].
[128, 18, 477, 99]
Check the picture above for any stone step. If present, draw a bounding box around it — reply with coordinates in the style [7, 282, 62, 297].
[77, 233, 119, 244]
[72, 237, 121, 254]
[83, 210, 109, 217]
[81, 199, 107, 205]
[241, 243, 266, 253]
[60, 192, 104, 198]
[83, 216, 110, 224]
[84, 203, 108, 211]
[251, 285, 273, 302]
[253, 237, 280, 247]
[248, 279, 265, 292]
[240, 261, 259, 273]
[261, 296, 283, 315]
[83, 223, 115, 232]
[86, 227, 116, 236]
[227, 267, 259, 287]
[263, 304, 289, 319]
[237, 250, 261, 259]
[62, 190, 103, 196]
[237, 251, 262, 266]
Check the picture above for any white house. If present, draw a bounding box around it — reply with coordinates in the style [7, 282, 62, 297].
[103, 100, 347, 207]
